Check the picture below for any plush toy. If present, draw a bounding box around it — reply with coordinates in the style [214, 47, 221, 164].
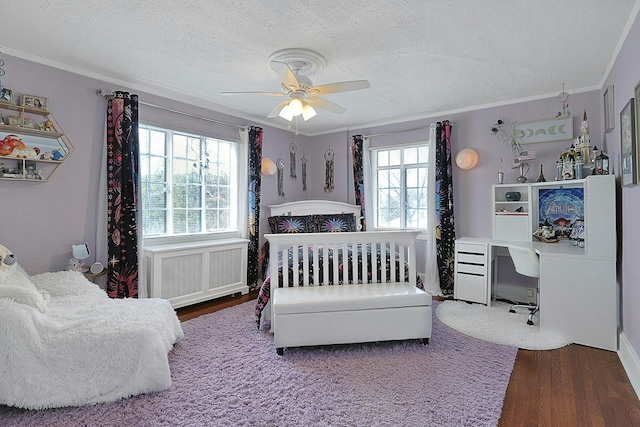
[0, 243, 50, 312]
[0, 134, 26, 157]
[40, 148, 64, 161]
[0, 244, 17, 278]
[13, 146, 41, 159]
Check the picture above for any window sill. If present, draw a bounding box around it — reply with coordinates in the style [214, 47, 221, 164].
[143, 237, 249, 253]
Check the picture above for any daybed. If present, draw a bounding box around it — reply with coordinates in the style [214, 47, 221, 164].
[254, 201, 432, 355]
[0, 245, 184, 410]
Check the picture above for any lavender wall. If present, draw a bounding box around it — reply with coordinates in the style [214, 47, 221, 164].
[0, 56, 298, 274]
[602, 11, 640, 358]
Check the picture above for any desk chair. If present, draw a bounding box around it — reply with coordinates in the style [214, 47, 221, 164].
[507, 245, 540, 325]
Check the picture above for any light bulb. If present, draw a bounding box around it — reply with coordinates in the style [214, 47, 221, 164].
[278, 104, 293, 121]
[288, 98, 303, 116]
[302, 104, 317, 121]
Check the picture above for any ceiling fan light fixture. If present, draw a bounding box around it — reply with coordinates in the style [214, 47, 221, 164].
[302, 103, 317, 121]
[288, 98, 303, 116]
[279, 104, 294, 121]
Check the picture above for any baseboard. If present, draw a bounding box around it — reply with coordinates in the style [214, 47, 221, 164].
[618, 331, 640, 400]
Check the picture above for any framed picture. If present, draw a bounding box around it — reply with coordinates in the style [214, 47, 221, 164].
[621, 98, 636, 187]
[20, 94, 48, 111]
[604, 85, 615, 133]
[0, 88, 13, 104]
[512, 117, 573, 145]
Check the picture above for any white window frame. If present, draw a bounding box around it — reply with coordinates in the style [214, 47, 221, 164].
[138, 123, 247, 245]
[369, 140, 430, 230]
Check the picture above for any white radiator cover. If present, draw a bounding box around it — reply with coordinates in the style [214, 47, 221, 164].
[144, 239, 249, 308]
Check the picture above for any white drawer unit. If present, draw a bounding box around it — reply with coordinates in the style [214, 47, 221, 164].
[454, 238, 490, 304]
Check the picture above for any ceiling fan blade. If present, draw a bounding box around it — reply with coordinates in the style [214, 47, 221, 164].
[306, 96, 346, 114]
[267, 99, 291, 118]
[308, 80, 370, 95]
[220, 91, 286, 96]
[270, 61, 300, 90]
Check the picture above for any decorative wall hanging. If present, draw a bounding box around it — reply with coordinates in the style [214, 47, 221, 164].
[277, 157, 285, 197]
[621, 98, 636, 187]
[301, 154, 307, 191]
[512, 117, 573, 145]
[324, 147, 334, 193]
[289, 141, 297, 179]
[604, 85, 615, 133]
[0, 56, 5, 92]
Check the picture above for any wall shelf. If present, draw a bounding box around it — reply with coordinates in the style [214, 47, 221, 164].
[0, 100, 73, 182]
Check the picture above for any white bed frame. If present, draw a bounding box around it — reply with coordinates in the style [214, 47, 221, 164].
[263, 200, 432, 354]
[269, 200, 364, 230]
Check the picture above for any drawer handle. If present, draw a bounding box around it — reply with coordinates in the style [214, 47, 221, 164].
[459, 261, 484, 266]
[457, 272, 484, 277]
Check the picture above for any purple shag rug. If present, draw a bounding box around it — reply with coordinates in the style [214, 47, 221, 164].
[0, 301, 517, 426]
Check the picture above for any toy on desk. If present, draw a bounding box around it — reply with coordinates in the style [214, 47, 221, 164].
[570, 220, 585, 248]
[533, 221, 559, 243]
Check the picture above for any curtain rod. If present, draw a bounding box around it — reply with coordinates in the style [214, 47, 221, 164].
[363, 122, 454, 138]
[97, 89, 246, 130]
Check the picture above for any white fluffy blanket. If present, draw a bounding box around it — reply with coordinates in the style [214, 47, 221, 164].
[0, 271, 184, 409]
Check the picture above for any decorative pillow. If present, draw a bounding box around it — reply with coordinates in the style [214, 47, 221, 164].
[312, 213, 357, 232]
[268, 215, 315, 234]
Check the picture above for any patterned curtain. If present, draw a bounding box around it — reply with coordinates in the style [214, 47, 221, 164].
[247, 126, 263, 290]
[106, 92, 140, 298]
[351, 135, 367, 230]
[435, 120, 456, 294]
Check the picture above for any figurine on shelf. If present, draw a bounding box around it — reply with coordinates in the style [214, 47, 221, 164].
[575, 110, 593, 169]
[533, 220, 558, 243]
[0, 134, 25, 156]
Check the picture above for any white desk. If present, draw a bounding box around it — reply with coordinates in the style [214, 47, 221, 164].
[455, 237, 618, 352]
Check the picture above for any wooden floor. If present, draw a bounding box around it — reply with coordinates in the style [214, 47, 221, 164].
[177, 293, 640, 426]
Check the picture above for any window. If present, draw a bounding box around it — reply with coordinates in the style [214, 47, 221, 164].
[372, 144, 429, 229]
[139, 124, 242, 239]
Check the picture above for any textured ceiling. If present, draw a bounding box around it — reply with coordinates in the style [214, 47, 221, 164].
[1, 0, 637, 135]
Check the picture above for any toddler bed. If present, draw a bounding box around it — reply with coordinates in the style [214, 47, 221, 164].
[254, 201, 432, 354]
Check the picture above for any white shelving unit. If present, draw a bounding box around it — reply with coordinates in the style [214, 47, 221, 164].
[492, 184, 532, 241]
[0, 101, 73, 182]
[455, 175, 618, 350]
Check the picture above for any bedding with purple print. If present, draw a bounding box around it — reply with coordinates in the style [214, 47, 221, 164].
[312, 213, 358, 232]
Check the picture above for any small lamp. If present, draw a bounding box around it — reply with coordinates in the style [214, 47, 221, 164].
[455, 148, 479, 170]
[67, 243, 90, 272]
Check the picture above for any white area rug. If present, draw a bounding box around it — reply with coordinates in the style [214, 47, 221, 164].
[436, 300, 571, 350]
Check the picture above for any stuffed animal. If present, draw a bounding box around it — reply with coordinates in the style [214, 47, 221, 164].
[0, 134, 26, 157]
[0, 243, 50, 312]
[40, 148, 64, 161]
[13, 146, 41, 159]
[0, 244, 17, 275]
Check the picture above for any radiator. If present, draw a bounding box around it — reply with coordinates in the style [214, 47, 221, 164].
[144, 239, 249, 308]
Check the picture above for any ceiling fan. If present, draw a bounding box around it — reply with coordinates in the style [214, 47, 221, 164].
[221, 49, 370, 122]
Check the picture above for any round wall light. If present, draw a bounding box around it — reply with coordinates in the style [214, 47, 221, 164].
[261, 157, 277, 176]
[455, 148, 479, 170]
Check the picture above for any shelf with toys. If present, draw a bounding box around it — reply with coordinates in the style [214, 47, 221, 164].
[0, 100, 73, 182]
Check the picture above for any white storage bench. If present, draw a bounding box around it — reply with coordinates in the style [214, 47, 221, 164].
[265, 230, 432, 355]
[272, 282, 432, 355]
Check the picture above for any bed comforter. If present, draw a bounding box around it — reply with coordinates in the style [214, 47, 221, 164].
[0, 271, 184, 409]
